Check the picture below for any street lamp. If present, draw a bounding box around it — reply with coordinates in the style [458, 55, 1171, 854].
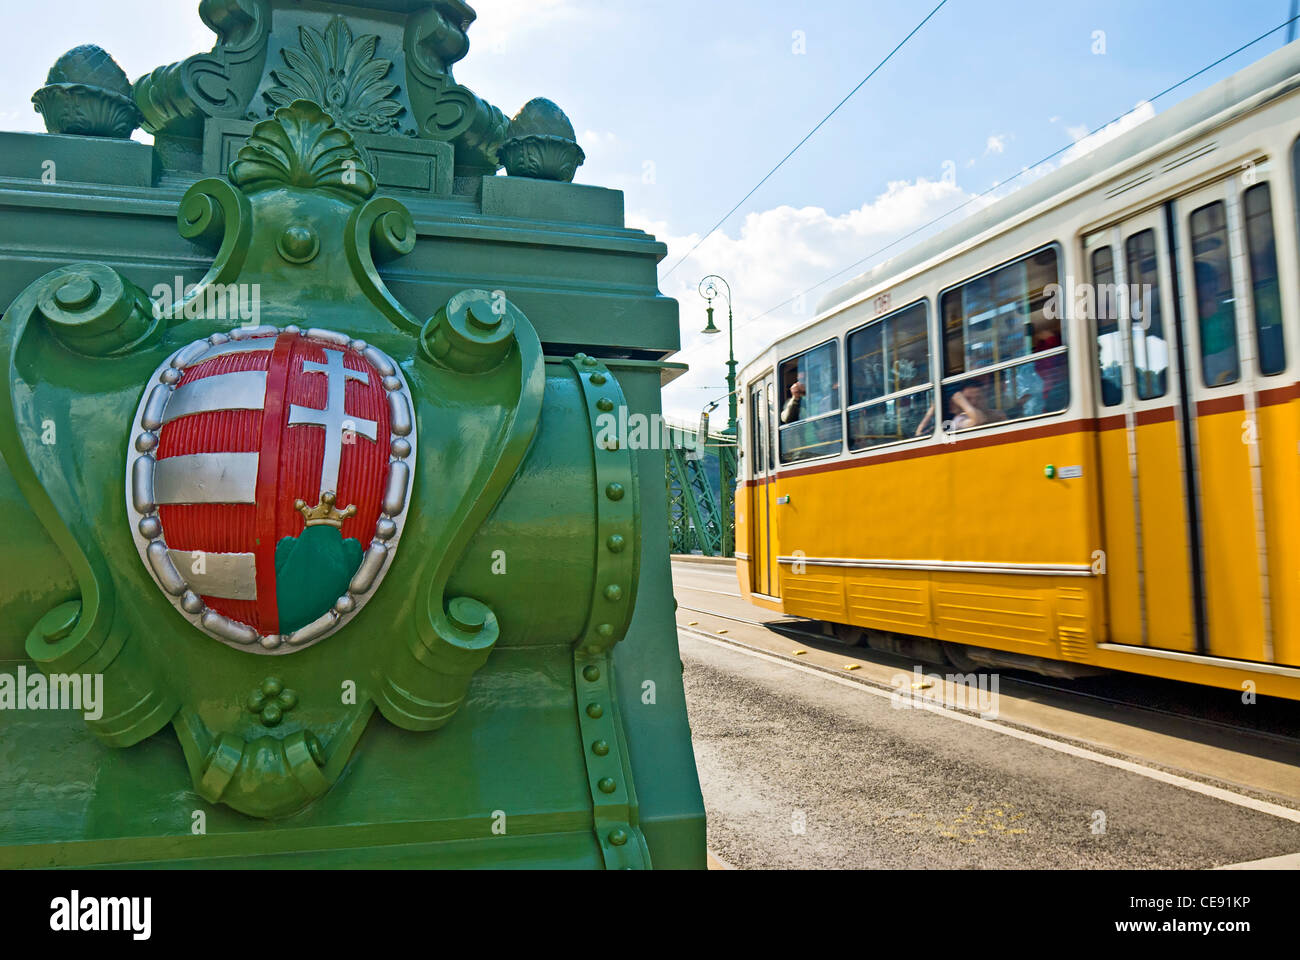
[698, 275, 738, 558]
[698, 275, 737, 436]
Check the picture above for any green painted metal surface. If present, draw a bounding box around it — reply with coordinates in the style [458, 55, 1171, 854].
[0, 1, 704, 869]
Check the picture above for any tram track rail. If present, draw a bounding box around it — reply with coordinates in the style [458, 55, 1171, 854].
[674, 596, 1300, 753]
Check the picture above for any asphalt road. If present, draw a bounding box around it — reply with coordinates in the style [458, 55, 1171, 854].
[672, 559, 1300, 869]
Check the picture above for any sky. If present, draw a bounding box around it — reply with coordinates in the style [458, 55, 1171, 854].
[3, 0, 1297, 422]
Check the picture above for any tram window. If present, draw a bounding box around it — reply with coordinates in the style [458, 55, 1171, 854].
[1091, 246, 1124, 407]
[941, 247, 1061, 379]
[1124, 230, 1169, 399]
[846, 301, 932, 449]
[1243, 183, 1285, 376]
[1190, 201, 1240, 386]
[937, 353, 1070, 431]
[937, 246, 1067, 429]
[777, 341, 841, 463]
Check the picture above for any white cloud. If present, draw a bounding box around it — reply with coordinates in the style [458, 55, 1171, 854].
[985, 134, 1007, 155]
[649, 176, 979, 422]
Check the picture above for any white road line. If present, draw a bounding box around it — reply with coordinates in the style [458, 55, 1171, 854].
[679, 627, 1300, 825]
[675, 585, 744, 599]
[1215, 851, 1300, 869]
[675, 604, 767, 624]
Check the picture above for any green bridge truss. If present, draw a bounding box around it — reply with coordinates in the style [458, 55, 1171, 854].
[664, 425, 736, 558]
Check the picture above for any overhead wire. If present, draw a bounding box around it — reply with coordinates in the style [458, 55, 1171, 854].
[733, 13, 1300, 333]
[659, 0, 951, 281]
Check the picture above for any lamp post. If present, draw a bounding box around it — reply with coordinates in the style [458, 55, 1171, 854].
[699, 275, 738, 436]
[699, 275, 737, 557]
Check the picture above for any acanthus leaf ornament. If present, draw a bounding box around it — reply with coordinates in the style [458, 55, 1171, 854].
[264, 16, 406, 135]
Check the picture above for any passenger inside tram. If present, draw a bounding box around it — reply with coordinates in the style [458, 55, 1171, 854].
[915, 375, 1007, 434]
[780, 375, 806, 423]
[777, 346, 842, 461]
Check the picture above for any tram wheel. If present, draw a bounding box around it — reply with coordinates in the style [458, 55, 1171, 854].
[830, 623, 866, 647]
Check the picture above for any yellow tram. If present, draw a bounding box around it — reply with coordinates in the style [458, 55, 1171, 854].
[735, 42, 1300, 701]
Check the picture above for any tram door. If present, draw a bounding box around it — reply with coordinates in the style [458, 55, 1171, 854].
[747, 373, 779, 597]
[1087, 210, 1197, 652]
[1172, 178, 1277, 663]
[1092, 181, 1285, 664]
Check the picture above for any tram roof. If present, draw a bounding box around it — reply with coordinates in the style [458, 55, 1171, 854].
[814, 39, 1300, 319]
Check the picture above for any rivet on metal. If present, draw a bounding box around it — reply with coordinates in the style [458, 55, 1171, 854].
[583, 664, 600, 682]
[597, 777, 616, 794]
[590, 372, 607, 385]
[608, 828, 628, 846]
[596, 397, 614, 412]
[592, 739, 610, 756]
[605, 482, 624, 501]
[597, 623, 614, 638]
[586, 703, 604, 719]
[603, 584, 623, 602]
[606, 535, 625, 553]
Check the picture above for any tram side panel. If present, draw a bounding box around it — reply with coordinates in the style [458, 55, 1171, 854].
[1259, 389, 1300, 666]
[772, 425, 1105, 666]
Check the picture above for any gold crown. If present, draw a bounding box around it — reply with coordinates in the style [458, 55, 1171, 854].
[294, 491, 358, 528]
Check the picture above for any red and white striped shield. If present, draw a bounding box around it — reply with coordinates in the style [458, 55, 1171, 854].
[126, 326, 416, 653]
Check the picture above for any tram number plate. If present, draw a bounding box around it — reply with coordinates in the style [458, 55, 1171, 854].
[873, 293, 891, 316]
[1058, 465, 1083, 479]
